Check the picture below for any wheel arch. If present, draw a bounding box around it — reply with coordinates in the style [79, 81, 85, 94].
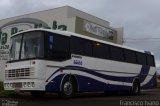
[130, 77, 141, 95]
[132, 77, 140, 86]
[60, 74, 79, 92]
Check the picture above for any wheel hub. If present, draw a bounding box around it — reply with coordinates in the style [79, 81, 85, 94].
[135, 84, 139, 93]
[63, 82, 72, 96]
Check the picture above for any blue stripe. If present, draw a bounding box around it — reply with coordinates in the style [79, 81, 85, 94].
[75, 75, 130, 91]
[45, 74, 65, 92]
[46, 65, 150, 83]
[139, 65, 150, 83]
[141, 73, 157, 89]
[65, 66, 135, 83]
[45, 66, 156, 92]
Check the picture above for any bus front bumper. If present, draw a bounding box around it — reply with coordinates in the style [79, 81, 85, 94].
[4, 79, 45, 91]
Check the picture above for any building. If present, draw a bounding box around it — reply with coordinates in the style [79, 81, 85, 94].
[0, 6, 123, 81]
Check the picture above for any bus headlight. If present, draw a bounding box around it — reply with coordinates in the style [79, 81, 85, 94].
[4, 83, 7, 88]
[31, 82, 35, 87]
[7, 83, 10, 87]
[23, 82, 27, 87]
[27, 82, 31, 87]
[23, 82, 35, 88]
[4, 83, 10, 88]
[10, 83, 13, 87]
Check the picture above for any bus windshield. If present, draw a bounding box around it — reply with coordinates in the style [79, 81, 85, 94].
[10, 31, 44, 61]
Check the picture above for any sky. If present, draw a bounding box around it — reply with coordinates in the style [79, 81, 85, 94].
[0, 0, 160, 70]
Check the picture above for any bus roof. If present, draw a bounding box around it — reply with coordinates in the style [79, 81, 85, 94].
[11, 28, 154, 55]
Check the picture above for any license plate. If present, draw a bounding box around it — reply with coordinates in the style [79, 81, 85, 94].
[14, 83, 22, 88]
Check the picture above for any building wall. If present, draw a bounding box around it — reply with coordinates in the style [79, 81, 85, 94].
[114, 27, 124, 45]
[0, 6, 123, 81]
[66, 6, 110, 27]
[0, 6, 71, 81]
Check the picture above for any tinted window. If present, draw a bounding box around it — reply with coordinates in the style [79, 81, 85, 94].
[147, 55, 155, 66]
[71, 36, 92, 56]
[124, 50, 136, 63]
[136, 52, 147, 65]
[93, 42, 110, 59]
[10, 34, 22, 61]
[110, 46, 124, 61]
[46, 33, 71, 61]
[21, 31, 44, 59]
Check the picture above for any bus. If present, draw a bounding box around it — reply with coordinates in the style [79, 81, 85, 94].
[4, 28, 157, 98]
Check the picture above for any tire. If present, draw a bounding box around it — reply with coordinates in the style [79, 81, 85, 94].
[60, 76, 76, 98]
[31, 91, 45, 97]
[130, 80, 140, 95]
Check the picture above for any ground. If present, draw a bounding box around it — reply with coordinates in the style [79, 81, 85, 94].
[0, 89, 160, 106]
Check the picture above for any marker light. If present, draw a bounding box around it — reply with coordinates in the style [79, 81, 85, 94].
[32, 61, 36, 64]
[96, 43, 101, 46]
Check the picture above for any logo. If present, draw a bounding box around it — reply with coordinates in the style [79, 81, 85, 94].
[0, 32, 7, 45]
[0, 31, 9, 50]
[84, 21, 114, 40]
[0, 18, 67, 35]
[0, 18, 67, 50]
[73, 60, 83, 65]
[0, 18, 67, 60]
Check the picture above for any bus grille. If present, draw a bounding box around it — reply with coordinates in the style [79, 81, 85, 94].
[5, 68, 34, 79]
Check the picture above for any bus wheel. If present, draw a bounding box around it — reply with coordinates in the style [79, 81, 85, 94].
[60, 77, 76, 98]
[131, 80, 140, 95]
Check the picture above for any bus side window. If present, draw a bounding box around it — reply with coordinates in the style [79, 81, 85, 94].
[46, 33, 71, 61]
[136, 52, 147, 65]
[71, 36, 92, 57]
[93, 42, 109, 59]
[110, 46, 124, 62]
[147, 55, 155, 66]
[124, 50, 136, 64]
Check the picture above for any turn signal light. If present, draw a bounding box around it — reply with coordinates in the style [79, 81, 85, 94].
[32, 61, 36, 64]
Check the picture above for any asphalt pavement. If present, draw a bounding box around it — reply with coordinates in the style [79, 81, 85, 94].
[0, 89, 160, 106]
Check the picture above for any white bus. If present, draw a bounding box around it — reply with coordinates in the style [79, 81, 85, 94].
[4, 29, 157, 98]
